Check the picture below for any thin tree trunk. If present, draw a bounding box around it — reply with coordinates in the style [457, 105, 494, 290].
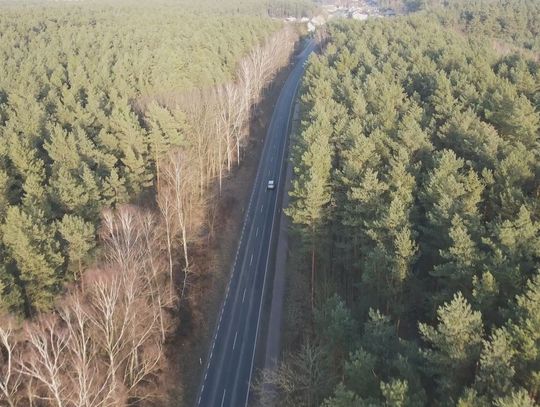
[236, 138, 241, 166]
[311, 245, 315, 313]
[218, 140, 223, 194]
[155, 152, 161, 191]
[165, 222, 174, 301]
[180, 225, 189, 302]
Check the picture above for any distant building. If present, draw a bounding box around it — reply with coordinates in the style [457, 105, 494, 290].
[311, 1, 393, 23]
[332, 9, 349, 18]
[311, 15, 326, 26]
[322, 5, 338, 13]
[352, 11, 369, 20]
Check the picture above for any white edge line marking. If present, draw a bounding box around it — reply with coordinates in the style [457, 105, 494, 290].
[221, 389, 227, 407]
[196, 106, 269, 405]
[196, 54, 281, 403]
[195, 40, 313, 407]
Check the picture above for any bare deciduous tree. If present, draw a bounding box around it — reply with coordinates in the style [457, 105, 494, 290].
[138, 211, 175, 340]
[0, 316, 22, 407]
[161, 150, 201, 302]
[174, 27, 298, 196]
[156, 188, 177, 299]
[18, 316, 71, 407]
[59, 295, 114, 407]
[0, 26, 300, 407]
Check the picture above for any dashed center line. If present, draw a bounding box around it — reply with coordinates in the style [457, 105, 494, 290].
[221, 389, 227, 407]
[250, 253, 253, 265]
[197, 40, 315, 407]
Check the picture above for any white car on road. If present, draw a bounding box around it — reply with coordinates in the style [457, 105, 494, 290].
[267, 180, 275, 190]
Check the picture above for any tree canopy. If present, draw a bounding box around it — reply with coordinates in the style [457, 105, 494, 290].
[281, 9, 540, 406]
[0, 1, 281, 314]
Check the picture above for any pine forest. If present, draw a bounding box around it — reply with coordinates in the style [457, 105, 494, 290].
[278, 1, 540, 406]
[1, 0, 540, 406]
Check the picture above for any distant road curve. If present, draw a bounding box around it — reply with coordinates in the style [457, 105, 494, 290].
[196, 39, 315, 407]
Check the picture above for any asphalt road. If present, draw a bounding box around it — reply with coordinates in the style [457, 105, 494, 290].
[196, 40, 315, 407]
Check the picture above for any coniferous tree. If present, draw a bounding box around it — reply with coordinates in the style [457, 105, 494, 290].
[508, 272, 540, 398]
[419, 293, 484, 401]
[431, 215, 483, 302]
[58, 214, 95, 281]
[285, 13, 540, 406]
[2, 207, 63, 313]
[475, 328, 516, 400]
[494, 389, 536, 407]
[288, 106, 334, 311]
[420, 150, 484, 256]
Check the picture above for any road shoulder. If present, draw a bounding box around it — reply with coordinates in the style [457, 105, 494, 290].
[258, 100, 301, 404]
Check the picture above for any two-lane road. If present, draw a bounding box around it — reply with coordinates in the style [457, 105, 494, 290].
[196, 40, 315, 407]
